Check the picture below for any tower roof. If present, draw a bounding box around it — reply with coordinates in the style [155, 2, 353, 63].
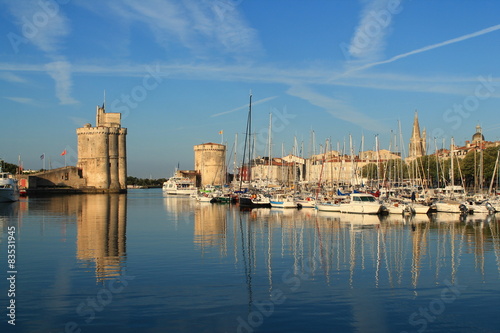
[411, 110, 421, 140]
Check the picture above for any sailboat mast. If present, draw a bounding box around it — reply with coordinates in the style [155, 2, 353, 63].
[239, 92, 252, 191]
[248, 93, 253, 184]
[450, 137, 455, 194]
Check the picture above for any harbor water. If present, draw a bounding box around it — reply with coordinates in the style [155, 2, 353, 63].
[1, 189, 500, 332]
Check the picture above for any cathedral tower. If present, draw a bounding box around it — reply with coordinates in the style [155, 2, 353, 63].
[408, 111, 426, 159]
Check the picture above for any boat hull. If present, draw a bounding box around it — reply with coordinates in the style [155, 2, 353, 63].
[270, 201, 297, 208]
[0, 188, 19, 202]
[340, 204, 382, 214]
[239, 197, 271, 208]
[316, 203, 341, 212]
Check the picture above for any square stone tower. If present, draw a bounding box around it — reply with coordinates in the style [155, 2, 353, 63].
[77, 104, 127, 191]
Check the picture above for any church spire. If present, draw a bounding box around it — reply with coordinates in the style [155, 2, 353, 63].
[411, 110, 421, 140]
[409, 110, 425, 159]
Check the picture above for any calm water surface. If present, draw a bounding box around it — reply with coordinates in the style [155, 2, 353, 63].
[1, 189, 500, 332]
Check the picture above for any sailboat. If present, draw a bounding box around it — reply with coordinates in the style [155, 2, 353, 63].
[238, 92, 271, 208]
[434, 138, 469, 214]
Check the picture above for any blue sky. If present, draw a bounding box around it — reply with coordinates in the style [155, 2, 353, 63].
[1, 0, 500, 178]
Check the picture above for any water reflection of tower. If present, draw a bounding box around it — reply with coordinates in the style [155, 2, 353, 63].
[194, 203, 227, 255]
[76, 194, 127, 282]
[410, 220, 429, 289]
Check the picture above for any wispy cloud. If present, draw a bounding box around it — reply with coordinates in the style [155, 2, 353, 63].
[3, 96, 37, 105]
[4, 0, 78, 105]
[0, 72, 26, 83]
[4, 0, 70, 54]
[211, 96, 278, 117]
[45, 61, 78, 105]
[102, 0, 262, 58]
[348, 0, 397, 62]
[286, 85, 388, 133]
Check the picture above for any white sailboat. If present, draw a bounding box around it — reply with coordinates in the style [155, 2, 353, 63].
[435, 138, 470, 214]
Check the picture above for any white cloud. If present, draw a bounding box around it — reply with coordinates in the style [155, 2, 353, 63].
[105, 0, 262, 58]
[4, 0, 71, 54]
[45, 61, 78, 105]
[0, 72, 26, 83]
[4, 0, 78, 104]
[3, 96, 37, 105]
[348, 0, 397, 62]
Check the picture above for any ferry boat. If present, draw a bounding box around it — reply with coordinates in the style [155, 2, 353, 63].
[0, 167, 19, 202]
[162, 176, 197, 195]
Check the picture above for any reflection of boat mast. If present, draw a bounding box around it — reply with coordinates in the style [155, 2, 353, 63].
[349, 224, 356, 287]
[314, 217, 330, 284]
[473, 221, 486, 280]
[267, 214, 273, 291]
[487, 216, 500, 276]
[239, 215, 253, 312]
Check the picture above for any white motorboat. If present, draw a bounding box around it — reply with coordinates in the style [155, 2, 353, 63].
[296, 197, 316, 208]
[410, 202, 432, 214]
[162, 176, 197, 195]
[434, 200, 469, 214]
[0, 168, 19, 202]
[339, 193, 384, 215]
[463, 200, 495, 214]
[270, 194, 297, 208]
[196, 193, 214, 203]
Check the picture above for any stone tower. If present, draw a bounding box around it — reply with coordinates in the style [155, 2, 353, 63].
[194, 143, 226, 187]
[408, 111, 426, 159]
[77, 104, 127, 191]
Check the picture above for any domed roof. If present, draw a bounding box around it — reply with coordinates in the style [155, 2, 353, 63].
[472, 125, 484, 142]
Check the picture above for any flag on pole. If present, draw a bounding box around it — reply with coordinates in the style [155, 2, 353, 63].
[61, 149, 67, 156]
[219, 130, 223, 135]
[40, 154, 45, 160]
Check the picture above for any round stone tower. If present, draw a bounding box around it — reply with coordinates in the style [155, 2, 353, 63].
[194, 143, 226, 187]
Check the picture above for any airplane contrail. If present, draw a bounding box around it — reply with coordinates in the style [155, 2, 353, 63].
[339, 23, 500, 78]
[210, 95, 278, 117]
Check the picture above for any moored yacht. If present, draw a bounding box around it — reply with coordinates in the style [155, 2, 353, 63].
[162, 176, 197, 195]
[239, 193, 271, 208]
[0, 167, 19, 202]
[339, 193, 385, 215]
[270, 194, 297, 208]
